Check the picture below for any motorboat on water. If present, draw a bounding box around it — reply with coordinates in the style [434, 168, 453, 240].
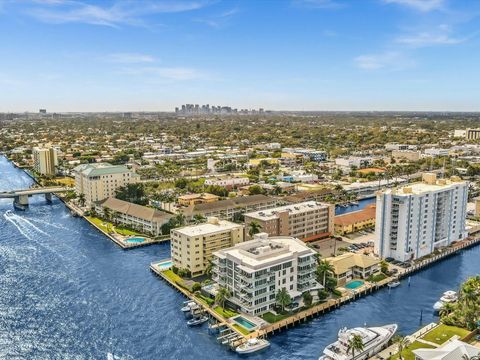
[433, 291, 458, 312]
[387, 278, 401, 288]
[181, 301, 197, 312]
[187, 316, 208, 326]
[318, 324, 398, 360]
[236, 338, 270, 354]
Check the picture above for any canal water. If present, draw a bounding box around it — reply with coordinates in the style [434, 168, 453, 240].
[0, 156, 479, 360]
[335, 197, 376, 216]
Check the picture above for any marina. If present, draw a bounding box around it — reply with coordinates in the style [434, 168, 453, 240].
[0, 155, 479, 359]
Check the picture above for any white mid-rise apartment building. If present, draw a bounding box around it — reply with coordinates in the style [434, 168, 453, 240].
[204, 177, 250, 189]
[74, 162, 139, 206]
[244, 201, 334, 241]
[170, 217, 244, 277]
[32, 146, 58, 176]
[212, 233, 320, 315]
[375, 173, 468, 262]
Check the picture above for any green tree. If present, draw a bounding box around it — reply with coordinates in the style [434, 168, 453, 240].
[316, 259, 334, 287]
[347, 334, 364, 360]
[215, 287, 231, 309]
[248, 221, 262, 237]
[193, 214, 206, 224]
[380, 260, 389, 274]
[302, 291, 313, 307]
[393, 335, 410, 360]
[275, 288, 292, 312]
[115, 183, 148, 205]
[248, 185, 266, 195]
[78, 193, 86, 207]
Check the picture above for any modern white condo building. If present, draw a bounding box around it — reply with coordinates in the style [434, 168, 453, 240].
[32, 146, 58, 176]
[74, 162, 140, 206]
[212, 233, 320, 315]
[375, 173, 468, 262]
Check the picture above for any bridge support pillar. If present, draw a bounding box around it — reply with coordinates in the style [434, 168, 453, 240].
[45, 193, 53, 204]
[13, 195, 29, 210]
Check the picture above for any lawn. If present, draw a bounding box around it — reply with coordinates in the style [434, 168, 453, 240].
[86, 216, 111, 233]
[367, 273, 387, 282]
[391, 341, 436, 360]
[233, 324, 251, 335]
[421, 324, 470, 345]
[261, 311, 290, 323]
[115, 226, 142, 236]
[213, 306, 238, 318]
[86, 216, 142, 236]
[163, 269, 183, 284]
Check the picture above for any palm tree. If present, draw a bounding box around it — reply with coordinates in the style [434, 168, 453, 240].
[275, 288, 292, 312]
[393, 335, 410, 360]
[380, 259, 389, 274]
[78, 193, 86, 207]
[205, 259, 214, 277]
[317, 260, 334, 287]
[103, 207, 111, 221]
[215, 287, 231, 309]
[439, 302, 456, 317]
[248, 221, 262, 237]
[193, 214, 206, 224]
[347, 334, 364, 360]
[462, 355, 480, 360]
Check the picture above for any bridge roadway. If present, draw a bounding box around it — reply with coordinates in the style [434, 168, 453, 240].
[0, 187, 73, 209]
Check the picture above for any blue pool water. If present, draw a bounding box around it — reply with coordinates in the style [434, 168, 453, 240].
[233, 316, 257, 330]
[126, 237, 145, 243]
[0, 155, 479, 360]
[345, 280, 365, 289]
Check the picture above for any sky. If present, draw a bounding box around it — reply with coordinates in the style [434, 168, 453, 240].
[1, 0, 480, 112]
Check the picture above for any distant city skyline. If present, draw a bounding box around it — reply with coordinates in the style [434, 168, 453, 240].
[1, 0, 480, 112]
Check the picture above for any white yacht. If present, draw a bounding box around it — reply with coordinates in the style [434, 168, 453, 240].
[236, 338, 270, 354]
[181, 301, 197, 312]
[319, 324, 398, 360]
[433, 290, 458, 312]
[387, 278, 401, 288]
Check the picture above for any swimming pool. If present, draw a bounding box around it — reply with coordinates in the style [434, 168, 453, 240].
[125, 237, 145, 244]
[156, 260, 173, 271]
[345, 280, 364, 289]
[232, 316, 257, 331]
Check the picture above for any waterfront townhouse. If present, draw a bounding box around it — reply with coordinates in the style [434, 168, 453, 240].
[244, 201, 334, 242]
[212, 233, 320, 315]
[334, 205, 376, 235]
[375, 173, 468, 262]
[181, 194, 278, 222]
[74, 163, 140, 206]
[170, 217, 244, 277]
[95, 197, 172, 236]
[326, 253, 380, 286]
[32, 146, 58, 176]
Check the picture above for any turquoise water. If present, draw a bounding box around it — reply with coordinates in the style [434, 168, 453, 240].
[233, 316, 256, 330]
[157, 260, 172, 270]
[126, 237, 145, 243]
[345, 280, 364, 289]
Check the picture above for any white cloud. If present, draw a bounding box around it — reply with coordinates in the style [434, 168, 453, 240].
[354, 51, 414, 70]
[119, 66, 206, 81]
[383, 0, 444, 12]
[195, 7, 239, 28]
[292, 0, 344, 9]
[395, 25, 467, 47]
[26, 0, 210, 27]
[106, 53, 156, 63]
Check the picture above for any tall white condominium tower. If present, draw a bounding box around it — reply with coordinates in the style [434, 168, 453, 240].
[375, 173, 468, 262]
[33, 147, 58, 176]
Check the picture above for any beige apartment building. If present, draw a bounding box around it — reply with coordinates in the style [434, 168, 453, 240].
[170, 217, 244, 277]
[33, 146, 58, 176]
[74, 162, 140, 206]
[244, 201, 334, 242]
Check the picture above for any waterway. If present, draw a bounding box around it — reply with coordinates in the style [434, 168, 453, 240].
[335, 197, 376, 216]
[0, 156, 478, 360]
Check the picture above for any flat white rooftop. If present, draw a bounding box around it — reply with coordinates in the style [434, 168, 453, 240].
[386, 179, 466, 196]
[244, 201, 328, 221]
[173, 218, 242, 237]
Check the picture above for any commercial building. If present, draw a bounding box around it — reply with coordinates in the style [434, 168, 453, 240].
[32, 146, 58, 176]
[212, 233, 321, 315]
[326, 253, 380, 286]
[204, 177, 250, 190]
[95, 197, 172, 236]
[335, 156, 376, 171]
[385, 143, 417, 151]
[74, 163, 140, 206]
[282, 148, 327, 162]
[334, 205, 376, 235]
[454, 128, 480, 140]
[170, 217, 244, 277]
[375, 173, 468, 262]
[181, 194, 278, 222]
[244, 201, 334, 241]
[423, 148, 450, 157]
[177, 193, 219, 207]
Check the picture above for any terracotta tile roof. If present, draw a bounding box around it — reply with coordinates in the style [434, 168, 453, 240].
[334, 205, 376, 226]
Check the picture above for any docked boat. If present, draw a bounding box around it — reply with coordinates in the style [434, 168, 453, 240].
[433, 291, 458, 312]
[387, 278, 401, 288]
[187, 316, 208, 326]
[318, 324, 398, 360]
[236, 338, 270, 354]
[181, 301, 196, 312]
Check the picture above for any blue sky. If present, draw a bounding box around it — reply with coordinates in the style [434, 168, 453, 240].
[1, 0, 480, 112]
